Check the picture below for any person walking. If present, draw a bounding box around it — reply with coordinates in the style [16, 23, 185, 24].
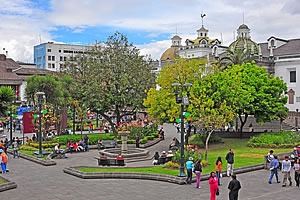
[185, 157, 194, 184]
[135, 134, 140, 148]
[88, 123, 93, 134]
[228, 174, 242, 200]
[267, 150, 274, 163]
[194, 159, 202, 188]
[282, 156, 292, 187]
[84, 135, 89, 152]
[226, 148, 234, 177]
[12, 139, 19, 158]
[0, 149, 8, 173]
[268, 155, 280, 184]
[209, 172, 218, 200]
[215, 157, 222, 185]
[294, 159, 300, 188]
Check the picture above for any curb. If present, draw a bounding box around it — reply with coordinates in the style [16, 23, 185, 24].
[63, 163, 264, 185]
[0, 176, 17, 192]
[7, 150, 56, 166]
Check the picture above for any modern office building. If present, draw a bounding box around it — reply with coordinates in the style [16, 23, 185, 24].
[34, 42, 93, 71]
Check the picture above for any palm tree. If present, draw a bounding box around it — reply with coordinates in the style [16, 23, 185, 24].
[220, 49, 255, 68]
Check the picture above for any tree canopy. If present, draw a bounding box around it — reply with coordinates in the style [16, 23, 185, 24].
[0, 86, 15, 115]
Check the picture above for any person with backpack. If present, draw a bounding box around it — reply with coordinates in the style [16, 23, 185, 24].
[194, 159, 202, 188]
[215, 157, 223, 186]
[0, 149, 8, 173]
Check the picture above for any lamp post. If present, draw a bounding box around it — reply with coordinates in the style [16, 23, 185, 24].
[35, 92, 45, 158]
[172, 83, 192, 177]
[9, 99, 16, 145]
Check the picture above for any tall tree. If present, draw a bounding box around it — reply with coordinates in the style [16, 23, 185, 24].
[63, 32, 155, 134]
[220, 49, 255, 67]
[0, 86, 15, 115]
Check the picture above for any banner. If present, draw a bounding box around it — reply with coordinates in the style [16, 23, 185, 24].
[23, 112, 36, 134]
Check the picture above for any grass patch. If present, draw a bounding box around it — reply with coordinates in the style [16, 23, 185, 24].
[0, 179, 6, 184]
[19, 150, 47, 160]
[77, 139, 292, 176]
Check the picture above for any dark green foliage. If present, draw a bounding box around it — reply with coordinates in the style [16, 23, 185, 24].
[248, 131, 300, 147]
[173, 150, 202, 163]
[0, 86, 15, 115]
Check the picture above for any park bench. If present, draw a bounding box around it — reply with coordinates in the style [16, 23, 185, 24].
[51, 149, 65, 159]
[96, 158, 125, 166]
[98, 140, 117, 150]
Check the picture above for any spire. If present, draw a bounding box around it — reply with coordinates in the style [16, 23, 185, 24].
[201, 11, 206, 27]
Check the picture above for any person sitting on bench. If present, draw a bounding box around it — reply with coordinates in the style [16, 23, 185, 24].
[67, 141, 75, 153]
[98, 137, 104, 150]
[112, 138, 118, 148]
[55, 144, 67, 158]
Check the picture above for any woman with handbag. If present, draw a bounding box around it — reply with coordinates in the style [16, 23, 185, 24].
[209, 172, 219, 200]
[215, 157, 222, 186]
[194, 159, 202, 188]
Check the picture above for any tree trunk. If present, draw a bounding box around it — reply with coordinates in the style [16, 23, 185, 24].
[205, 130, 214, 161]
[239, 114, 248, 138]
[185, 124, 192, 145]
[116, 107, 121, 127]
[99, 111, 117, 134]
[80, 120, 83, 139]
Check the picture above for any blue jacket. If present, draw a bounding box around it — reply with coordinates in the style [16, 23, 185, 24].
[186, 161, 194, 169]
[270, 158, 279, 169]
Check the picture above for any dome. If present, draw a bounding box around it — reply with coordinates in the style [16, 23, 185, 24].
[198, 25, 208, 32]
[172, 35, 181, 40]
[238, 24, 249, 30]
[160, 46, 179, 60]
[228, 38, 259, 55]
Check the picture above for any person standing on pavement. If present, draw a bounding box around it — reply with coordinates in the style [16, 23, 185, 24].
[135, 134, 140, 148]
[282, 156, 292, 187]
[215, 157, 222, 185]
[226, 148, 234, 177]
[84, 135, 89, 152]
[268, 155, 280, 184]
[0, 149, 8, 173]
[228, 174, 241, 200]
[294, 159, 300, 188]
[194, 159, 202, 188]
[12, 139, 19, 158]
[185, 157, 194, 184]
[209, 172, 218, 200]
[88, 123, 93, 134]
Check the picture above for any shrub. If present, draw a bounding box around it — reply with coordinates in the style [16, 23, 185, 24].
[248, 131, 300, 147]
[173, 150, 202, 163]
[165, 161, 180, 169]
[50, 134, 115, 145]
[201, 160, 208, 167]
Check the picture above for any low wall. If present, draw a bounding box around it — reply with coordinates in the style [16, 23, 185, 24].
[215, 131, 262, 139]
[7, 150, 56, 166]
[0, 176, 17, 192]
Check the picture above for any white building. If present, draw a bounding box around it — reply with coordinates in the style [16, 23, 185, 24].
[34, 42, 93, 72]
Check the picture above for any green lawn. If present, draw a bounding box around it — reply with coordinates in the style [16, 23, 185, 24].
[0, 179, 6, 184]
[78, 139, 292, 176]
[19, 150, 47, 160]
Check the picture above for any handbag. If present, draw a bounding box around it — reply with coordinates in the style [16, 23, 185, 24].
[216, 188, 220, 196]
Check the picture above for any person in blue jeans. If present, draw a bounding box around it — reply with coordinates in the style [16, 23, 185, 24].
[185, 157, 194, 184]
[268, 155, 280, 184]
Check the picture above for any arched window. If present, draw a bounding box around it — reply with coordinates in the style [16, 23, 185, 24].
[201, 40, 207, 45]
[271, 40, 275, 47]
[200, 33, 203, 37]
[288, 89, 295, 104]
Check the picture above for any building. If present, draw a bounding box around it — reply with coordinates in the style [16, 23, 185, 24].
[0, 54, 52, 102]
[34, 42, 93, 71]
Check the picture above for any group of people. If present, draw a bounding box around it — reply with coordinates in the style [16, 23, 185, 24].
[268, 148, 300, 188]
[152, 150, 174, 165]
[67, 135, 90, 154]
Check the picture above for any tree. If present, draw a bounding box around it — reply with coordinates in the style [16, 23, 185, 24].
[220, 49, 255, 67]
[63, 32, 155, 134]
[276, 107, 289, 131]
[0, 86, 15, 115]
[213, 63, 288, 134]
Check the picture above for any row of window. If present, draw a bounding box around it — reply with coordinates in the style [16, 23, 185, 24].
[47, 49, 86, 54]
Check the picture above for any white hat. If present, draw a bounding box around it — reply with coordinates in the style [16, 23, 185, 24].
[189, 157, 193, 161]
[162, 151, 166, 153]
[168, 150, 172, 153]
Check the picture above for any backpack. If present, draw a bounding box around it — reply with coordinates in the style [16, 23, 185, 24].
[1, 152, 8, 163]
[194, 162, 202, 172]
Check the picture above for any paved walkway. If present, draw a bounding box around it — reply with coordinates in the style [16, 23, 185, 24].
[1, 124, 300, 199]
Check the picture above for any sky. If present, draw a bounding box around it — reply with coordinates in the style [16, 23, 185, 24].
[1, 0, 300, 62]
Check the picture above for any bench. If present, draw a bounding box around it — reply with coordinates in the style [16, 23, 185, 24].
[51, 149, 66, 159]
[96, 158, 125, 166]
[98, 140, 118, 150]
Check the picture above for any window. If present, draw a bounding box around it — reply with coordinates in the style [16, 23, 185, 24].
[59, 50, 61, 53]
[200, 33, 203, 37]
[271, 40, 275, 48]
[37, 57, 42, 62]
[48, 56, 51, 61]
[48, 63, 51, 68]
[52, 56, 55, 61]
[290, 71, 296, 83]
[60, 56, 63, 61]
[296, 97, 300, 102]
[64, 57, 66, 61]
[205, 33, 207, 37]
[52, 64, 55, 69]
[47, 49, 51, 52]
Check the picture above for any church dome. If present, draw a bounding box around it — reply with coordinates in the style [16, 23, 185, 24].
[238, 24, 249, 29]
[160, 46, 179, 60]
[228, 38, 259, 55]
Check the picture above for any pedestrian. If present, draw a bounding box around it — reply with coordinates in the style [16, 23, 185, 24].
[135, 134, 140, 148]
[268, 155, 280, 184]
[0, 149, 8, 173]
[209, 172, 218, 200]
[13, 122, 16, 132]
[3, 138, 8, 154]
[12, 139, 19, 158]
[215, 157, 222, 185]
[282, 156, 292, 187]
[84, 135, 89, 152]
[159, 127, 164, 140]
[267, 150, 274, 163]
[294, 159, 300, 188]
[88, 123, 93, 134]
[228, 174, 242, 200]
[226, 148, 234, 177]
[185, 157, 194, 184]
[194, 159, 202, 188]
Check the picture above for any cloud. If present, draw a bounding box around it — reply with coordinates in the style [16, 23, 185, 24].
[281, 0, 300, 15]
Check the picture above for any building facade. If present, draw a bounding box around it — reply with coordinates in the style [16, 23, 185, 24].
[34, 42, 93, 71]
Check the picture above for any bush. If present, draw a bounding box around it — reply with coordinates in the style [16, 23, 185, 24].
[173, 150, 202, 163]
[27, 142, 58, 148]
[50, 134, 115, 145]
[201, 160, 208, 167]
[248, 131, 300, 147]
[165, 161, 180, 169]
[189, 133, 222, 148]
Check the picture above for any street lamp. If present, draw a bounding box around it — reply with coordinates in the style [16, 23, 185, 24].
[171, 82, 192, 177]
[9, 99, 16, 146]
[35, 92, 45, 158]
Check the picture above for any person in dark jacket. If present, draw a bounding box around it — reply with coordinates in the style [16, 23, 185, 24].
[228, 174, 241, 200]
[226, 148, 234, 177]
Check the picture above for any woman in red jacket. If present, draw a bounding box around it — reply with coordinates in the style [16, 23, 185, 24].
[209, 172, 218, 200]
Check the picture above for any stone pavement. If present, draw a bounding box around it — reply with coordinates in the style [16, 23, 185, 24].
[1, 124, 300, 199]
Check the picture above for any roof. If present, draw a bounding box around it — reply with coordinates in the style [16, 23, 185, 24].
[186, 37, 220, 45]
[172, 35, 181, 40]
[267, 36, 288, 42]
[160, 46, 179, 60]
[228, 38, 259, 54]
[238, 24, 250, 30]
[259, 39, 300, 57]
[197, 25, 208, 32]
[0, 55, 22, 82]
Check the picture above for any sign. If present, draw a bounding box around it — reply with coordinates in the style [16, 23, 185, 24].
[23, 112, 36, 134]
[17, 107, 35, 116]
